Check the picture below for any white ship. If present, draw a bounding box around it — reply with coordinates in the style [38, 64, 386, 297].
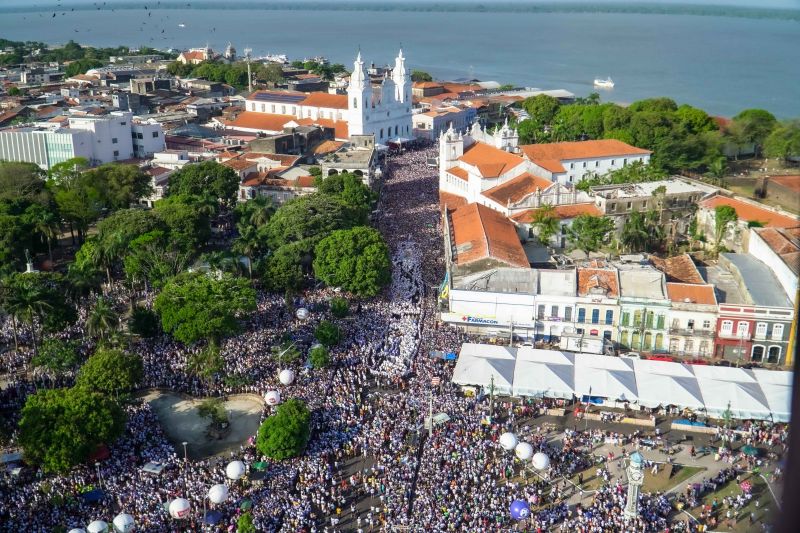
[178, 23, 186, 28]
[593, 77, 615, 88]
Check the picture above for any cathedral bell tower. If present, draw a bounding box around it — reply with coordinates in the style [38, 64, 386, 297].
[392, 48, 409, 104]
[347, 51, 371, 136]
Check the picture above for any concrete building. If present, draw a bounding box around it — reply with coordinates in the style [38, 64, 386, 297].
[575, 263, 620, 343]
[412, 105, 476, 140]
[0, 126, 92, 168]
[520, 139, 651, 186]
[318, 134, 379, 186]
[615, 262, 670, 353]
[665, 282, 717, 358]
[749, 227, 800, 306]
[701, 254, 794, 365]
[534, 269, 577, 342]
[511, 203, 603, 249]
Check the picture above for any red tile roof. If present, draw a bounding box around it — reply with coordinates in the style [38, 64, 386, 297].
[440, 191, 468, 210]
[225, 111, 297, 132]
[447, 167, 469, 182]
[299, 92, 348, 110]
[482, 173, 554, 206]
[699, 195, 800, 228]
[577, 267, 619, 297]
[510, 203, 602, 224]
[222, 158, 258, 171]
[243, 152, 301, 167]
[649, 254, 705, 284]
[312, 140, 345, 155]
[520, 140, 651, 173]
[768, 175, 800, 194]
[296, 117, 349, 140]
[459, 141, 525, 178]
[667, 283, 717, 305]
[754, 227, 800, 275]
[449, 203, 529, 269]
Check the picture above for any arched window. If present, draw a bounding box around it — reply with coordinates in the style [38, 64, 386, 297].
[643, 332, 653, 350]
[767, 346, 781, 363]
[620, 331, 629, 348]
[751, 345, 764, 362]
[631, 331, 640, 349]
[654, 333, 663, 351]
[380, 128, 383, 139]
[328, 169, 338, 176]
[633, 310, 642, 327]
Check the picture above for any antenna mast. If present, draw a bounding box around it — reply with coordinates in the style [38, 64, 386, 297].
[244, 48, 253, 93]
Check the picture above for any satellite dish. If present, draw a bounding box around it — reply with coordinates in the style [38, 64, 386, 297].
[226, 460, 246, 480]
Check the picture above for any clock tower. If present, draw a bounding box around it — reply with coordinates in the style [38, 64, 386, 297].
[624, 451, 644, 521]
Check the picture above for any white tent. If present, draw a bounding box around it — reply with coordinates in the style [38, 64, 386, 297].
[516, 347, 573, 365]
[573, 353, 637, 402]
[452, 352, 515, 395]
[459, 343, 516, 360]
[635, 374, 705, 409]
[513, 359, 574, 399]
[691, 365, 757, 383]
[752, 369, 792, 423]
[698, 379, 772, 420]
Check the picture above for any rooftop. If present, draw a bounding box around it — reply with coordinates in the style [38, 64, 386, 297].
[520, 139, 651, 173]
[699, 195, 800, 228]
[224, 111, 297, 132]
[459, 141, 525, 178]
[615, 264, 667, 300]
[666, 283, 717, 306]
[649, 253, 705, 284]
[720, 253, 792, 308]
[753, 227, 800, 276]
[449, 203, 529, 269]
[577, 267, 620, 297]
[697, 264, 751, 305]
[510, 203, 602, 224]
[481, 172, 554, 206]
[537, 269, 577, 297]
[591, 178, 713, 199]
[453, 267, 538, 294]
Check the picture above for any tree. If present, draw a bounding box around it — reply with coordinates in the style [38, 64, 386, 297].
[31, 338, 83, 375]
[166, 161, 240, 207]
[187, 343, 225, 384]
[0, 161, 48, 205]
[76, 348, 143, 396]
[628, 97, 678, 114]
[713, 205, 738, 253]
[232, 225, 261, 278]
[329, 297, 349, 318]
[763, 120, 800, 161]
[154, 195, 213, 251]
[314, 320, 341, 347]
[264, 194, 357, 250]
[675, 104, 716, 134]
[197, 397, 228, 427]
[566, 215, 616, 257]
[411, 70, 433, 82]
[22, 203, 60, 265]
[90, 164, 153, 209]
[123, 230, 192, 290]
[705, 157, 728, 180]
[154, 271, 256, 345]
[313, 227, 391, 297]
[523, 94, 560, 127]
[256, 398, 311, 460]
[18, 387, 125, 473]
[66, 255, 103, 299]
[86, 298, 120, 342]
[235, 195, 275, 229]
[64, 58, 103, 77]
[309, 345, 331, 369]
[237, 512, 256, 533]
[620, 210, 651, 253]
[129, 306, 160, 338]
[8, 86, 21, 96]
[262, 241, 307, 292]
[529, 204, 560, 247]
[0, 213, 35, 276]
[730, 109, 777, 156]
[256, 63, 284, 84]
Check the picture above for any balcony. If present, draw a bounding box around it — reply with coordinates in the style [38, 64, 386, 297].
[669, 328, 715, 338]
[718, 331, 750, 340]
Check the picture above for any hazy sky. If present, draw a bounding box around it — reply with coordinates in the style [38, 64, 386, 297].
[3, 0, 798, 9]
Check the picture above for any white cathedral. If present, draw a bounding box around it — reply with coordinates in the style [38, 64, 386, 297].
[237, 50, 412, 142]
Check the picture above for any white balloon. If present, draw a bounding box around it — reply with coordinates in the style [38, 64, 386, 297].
[278, 369, 295, 385]
[168, 498, 191, 519]
[514, 442, 533, 461]
[532, 452, 550, 471]
[226, 460, 246, 480]
[87, 521, 109, 533]
[208, 483, 229, 504]
[112, 513, 134, 533]
[499, 432, 518, 451]
[295, 308, 309, 320]
[69, 529, 87, 533]
[264, 390, 281, 406]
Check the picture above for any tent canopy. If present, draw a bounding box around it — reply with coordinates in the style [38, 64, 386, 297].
[698, 379, 772, 420]
[513, 360, 574, 399]
[636, 373, 704, 409]
[452, 354, 514, 395]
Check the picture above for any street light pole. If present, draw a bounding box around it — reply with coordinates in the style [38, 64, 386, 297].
[181, 441, 189, 495]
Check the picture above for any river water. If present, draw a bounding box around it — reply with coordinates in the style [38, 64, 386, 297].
[1, 7, 798, 117]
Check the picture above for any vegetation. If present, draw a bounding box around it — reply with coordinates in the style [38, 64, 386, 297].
[129, 306, 160, 338]
[575, 161, 667, 192]
[76, 348, 143, 397]
[197, 398, 228, 426]
[31, 338, 83, 375]
[713, 205, 738, 253]
[166, 161, 240, 207]
[566, 215, 616, 256]
[0, 38, 173, 67]
[313, 227, 391, 297]
[529, 204, 560, 246]
[154, 271, 256, 345]
[256, 398, 311, 460]
[763, 120, 800, 161]
[620, 209, 664, 253]
[18, 387, 125, 473]
[329, 297, 349, 318]
[411, 70, 433, 82]
[309, 345, 331, 369]
[314, 320, 341, 347]
[237, 512, 257, 533]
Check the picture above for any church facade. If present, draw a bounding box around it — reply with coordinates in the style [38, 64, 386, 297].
[236, 50, 412, 143]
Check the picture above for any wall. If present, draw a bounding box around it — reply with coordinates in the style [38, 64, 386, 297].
[448, 289, 535, 325]
[748, 230, 797, 305]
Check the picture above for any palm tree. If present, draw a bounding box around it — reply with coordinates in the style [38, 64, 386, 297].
[247, 196, 275, 228]
[620, 210, 650, 253]
[0, 282, 19, 351]
[86, 298, 119, 341]
[530, 204, 561, 248]
[66, 261, 103, 300]
[706, 157, 727, 181]
[28, 208, 61, 265]
[232, 225, 261, 278]
[5, 282, 52, 357]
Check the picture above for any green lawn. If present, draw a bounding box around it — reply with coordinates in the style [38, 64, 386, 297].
[643, 465, 705, 493]
[687, 472, 777, 532]
[569, 464, 606, 492]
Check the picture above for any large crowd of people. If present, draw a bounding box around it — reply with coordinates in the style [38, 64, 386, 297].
[0, 144, 786, 532]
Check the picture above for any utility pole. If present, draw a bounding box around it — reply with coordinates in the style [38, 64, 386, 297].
[244, 47, 253, 93]
[489, 374, 495, 421]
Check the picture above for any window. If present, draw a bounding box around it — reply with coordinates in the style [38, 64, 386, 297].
[281, 105, 286, 114]
[591, 309, 600, 324]
[646, 311, 654, 328]
[767, 346, 781, 363]
[582, 162, 587, 168]
[551, 306, 558, 318]
[570, 163, 575, 169]
[152, 131, 159, 138]
[656, 315, 665, 329]
[687, 319, 695, 330]
[564, 307, 572, 322]
[577, 308, 586, 323]
[623, 158, 627, 165]
[627, 202, 632, 210]
[755, 322, 768, 338]
[605, 310, 613, 325]
[251, 103, 256, 111]
[603, 331, 612, 340]
[260, 104, 265, 112]
[751, 345, 765, 362]
[620, 331, 629, 347]
[595, 161, 599, 168]
[772, 324, 784, 340]
[120, 121, 126, 126]
[702, 320, 711, 329]
[537, 305, 545, 320]
[720, 320, 733, 334]
[611, 159, 616, 166]
[736, 321, 749, 337]
[112, 137, 118, 144]
[271, 104, 275, 113]
[113, 150, 119, 157]
[633, 310, 642, 327]
[621, 312, 630, 326]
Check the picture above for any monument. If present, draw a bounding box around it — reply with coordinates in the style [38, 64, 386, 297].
[624, 451, 645, 520]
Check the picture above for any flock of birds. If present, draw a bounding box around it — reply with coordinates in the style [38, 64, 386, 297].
[20, 2, 212, 43]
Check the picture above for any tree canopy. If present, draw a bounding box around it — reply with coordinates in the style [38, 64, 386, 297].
[264, 193, 359, 251]
[313, 227, 391, 297]
[314, 320, 341, 347]
[309, 345, 331, 369]
[411, 70, 433, 82]
[18, 387, 125, 473]
[31, 338, 84, 374]
[714, 205, 738, 252]
[764, 120, 800, 161]
[566, 215, 616, 256]
[256, 398, 311, 460]
[76, 348, 143, 396]
[154, 271, 256, 345]
[166, 161, 240, 207]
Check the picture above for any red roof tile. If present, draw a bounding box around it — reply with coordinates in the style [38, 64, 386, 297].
[577, 267, 619, 297]
[300, 92, 348, 110]
[521, 140, 651, 174]
[510, 203, 602, 224]
[699, 195, 800, 228]
[225, 111, 297, 132]
[459, 141, 525, 178]
[667, 283, 717, 305]
[768, 175, 800, 194]
[482, 173, 554, 206]
[649, 254, 705, 284]
[449, 203, 529, 269]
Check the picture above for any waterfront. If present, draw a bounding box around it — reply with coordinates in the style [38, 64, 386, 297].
[1, 7, 798, 117]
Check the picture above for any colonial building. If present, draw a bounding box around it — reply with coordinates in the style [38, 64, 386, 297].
[520, 139, 651, 185]
[177, 46, 214, 65]
[512, 203, 603, 249]
[227, 50, 412, 143]
[665, 282, 717, 358]
[535, 269, 578, 342]
[412, 105, 476, 140]
[615, 262, 670, 353]
[575, 263, 620, 343]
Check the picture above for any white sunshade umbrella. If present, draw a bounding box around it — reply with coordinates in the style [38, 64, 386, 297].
[226, 460, 246, 480]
